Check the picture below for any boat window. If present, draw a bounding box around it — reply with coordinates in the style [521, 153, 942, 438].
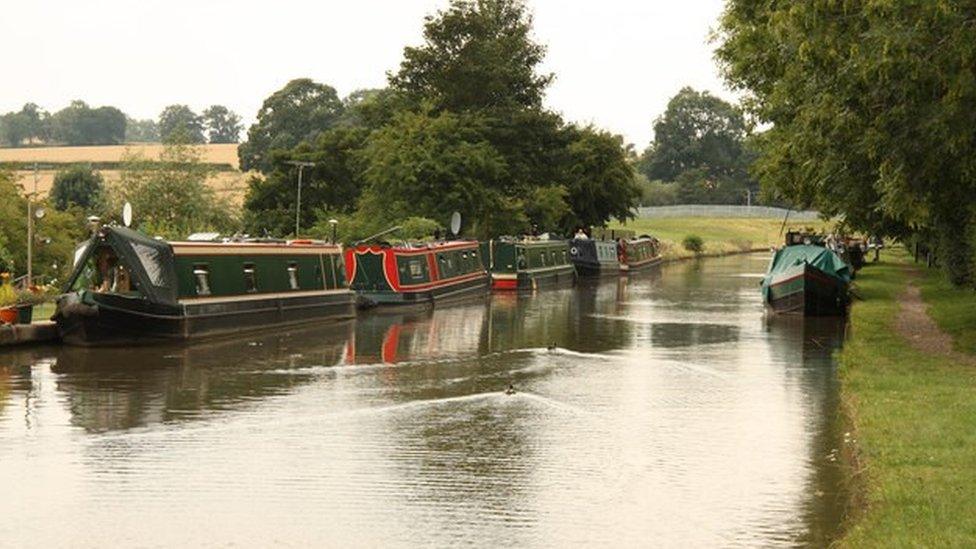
[562, 250, 567, 263]
[69, 245, 140, 297]
[193, 264, 211, 296]
[540, 251, 547, 266]
[243, 263, 258, 293]
[287, 262, 300, 290]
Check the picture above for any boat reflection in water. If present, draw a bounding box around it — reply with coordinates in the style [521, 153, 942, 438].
[49, 321, 353, 432]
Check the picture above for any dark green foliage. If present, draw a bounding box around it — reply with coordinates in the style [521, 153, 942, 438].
[115, 143, 236, 239]
[50, 101, 126, 146]
[682, 234, 704, 255]
[51, 165, 104, 212]
[158, 105, 205, 144]
[639, 87, 756, 205]
[358, 110, 514, 237]
[390, 0, 552, 112]
[0, 168, 87, 282]
[203, 105, 242, 144]
[243, 0, 638, 240]
[0, 104, 48, 147]
[562, 126, 639, 232]
[716, 1, 976, 284]
[238, 79, 344, 172]
[243, 126, 370, 237]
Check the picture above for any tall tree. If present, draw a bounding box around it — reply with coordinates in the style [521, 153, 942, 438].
[158, 105, 205, 144]
[716, 1, 972, 282]
[51, 101, 126, 145]
[115, 143, 235, 238]
[51, 165, 104, 212]
[357, 109, 518, 238]
[203, 105, 243, 144]
[563, 126, 640, 231]
[0, 104, 49, 147]
[642, 87, 748, 181]
[390, 0, 552, 112]
[238, 79, 344, 172]
[243, 126, 370, 237]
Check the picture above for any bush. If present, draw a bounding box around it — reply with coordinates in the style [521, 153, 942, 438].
[682, 234, 705, 255]
[51, 164, 104, 212]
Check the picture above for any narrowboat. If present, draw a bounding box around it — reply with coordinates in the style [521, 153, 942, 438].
[761, 244, 851, 316]
[54, 226, 355, 346]
[568, 237, 621, 277]
[483, 237, 576, 291]
[619, 235, 662, 272]
[344, 240, 489, 308]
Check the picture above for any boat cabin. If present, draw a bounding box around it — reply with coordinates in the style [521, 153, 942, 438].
[344, 240, 489, 307]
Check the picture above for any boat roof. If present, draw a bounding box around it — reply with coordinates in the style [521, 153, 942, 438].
[351, 240, 478, 253]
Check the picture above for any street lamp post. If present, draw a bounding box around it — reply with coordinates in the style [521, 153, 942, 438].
[329, 218, 338, 244]
[284, 161, 316, 237]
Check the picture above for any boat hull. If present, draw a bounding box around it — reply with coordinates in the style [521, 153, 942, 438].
[355, 275, 489, 309]
[55, 290, 356, 346]
[570, 259, 622, 277]
[621, 256, 663, 272]
[491, 265, 576, 291]
[765, 264, 849, 316]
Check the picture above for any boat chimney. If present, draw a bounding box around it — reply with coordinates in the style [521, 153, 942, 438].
[86, 215, 101, 235]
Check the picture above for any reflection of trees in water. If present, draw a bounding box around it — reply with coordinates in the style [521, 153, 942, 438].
[483, 281, 631, 354]
[50, 322, 353, 432]
[648, 322, 740, 348]
[763, 315, 848, 545]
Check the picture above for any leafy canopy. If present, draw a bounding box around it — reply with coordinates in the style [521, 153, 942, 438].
[51, 165, 104, 212]
[238, 79, 344, 172]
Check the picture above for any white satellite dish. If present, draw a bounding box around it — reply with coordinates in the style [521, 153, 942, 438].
[34, 207, 45, 220]
[450, 211, 461, 236]
[122, 202, 133, 227]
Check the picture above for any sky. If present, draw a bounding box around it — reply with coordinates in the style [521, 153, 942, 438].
[0, 0, 731, 149]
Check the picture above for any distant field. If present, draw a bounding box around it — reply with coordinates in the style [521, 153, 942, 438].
[611, 217, 831, 260]
[0, 143, 239, 169]
[0, 143, 248, 205]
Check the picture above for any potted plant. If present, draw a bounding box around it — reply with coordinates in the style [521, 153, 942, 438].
[15, 288, 53, 324]
[0, 284, 18, 325]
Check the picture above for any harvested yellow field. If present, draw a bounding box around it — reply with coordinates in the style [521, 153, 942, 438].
[0, 143, 240, 169]
[13, 169, 250, 206]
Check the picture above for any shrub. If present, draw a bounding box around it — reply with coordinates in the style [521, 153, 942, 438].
[682, 234, 705, 255]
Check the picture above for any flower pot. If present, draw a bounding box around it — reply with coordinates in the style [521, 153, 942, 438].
[0, 307, 17, 325]
[16, 304, 33, 324]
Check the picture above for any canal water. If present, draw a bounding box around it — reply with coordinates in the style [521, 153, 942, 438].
[0, 253, 847, 547]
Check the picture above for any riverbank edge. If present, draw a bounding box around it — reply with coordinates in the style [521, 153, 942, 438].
[836, 250, 976, 546]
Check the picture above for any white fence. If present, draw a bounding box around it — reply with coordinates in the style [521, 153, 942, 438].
[636, 205, 821, 220]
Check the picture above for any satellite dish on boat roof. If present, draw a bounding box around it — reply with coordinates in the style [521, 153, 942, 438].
[450, 211, 461, 236]
[122, 202, 133, 227]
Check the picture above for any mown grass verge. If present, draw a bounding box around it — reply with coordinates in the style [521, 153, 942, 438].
[610, 217, 829, 260]
[838, 248, 976, 546]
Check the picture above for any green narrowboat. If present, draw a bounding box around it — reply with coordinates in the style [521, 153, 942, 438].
[54, 226, 355, 346]
[761, 244, 851, 316]
[344, 240, 489, 308]
[568, 237, 622, 276]
[483, 237, 576, 291]
[619, 235, 663, 272]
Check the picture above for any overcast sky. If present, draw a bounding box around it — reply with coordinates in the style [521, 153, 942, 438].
[0, 0, 731, 148]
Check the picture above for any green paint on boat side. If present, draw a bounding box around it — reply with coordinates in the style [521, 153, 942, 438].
[486, 239, 572, 274]
[174, 254, 345, 298]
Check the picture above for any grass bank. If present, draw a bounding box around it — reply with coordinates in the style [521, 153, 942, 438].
[838, 249, 976, 545]
[610, 217, 829, 260]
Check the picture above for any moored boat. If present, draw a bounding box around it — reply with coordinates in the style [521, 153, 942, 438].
[618, 235, 662, 272]
[483, 237, 576, 291]
[54, 227, 355, 346]
[761, 244, 851, 316]
[344, 240, 489, 308]
[568, 236, 621, 277]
